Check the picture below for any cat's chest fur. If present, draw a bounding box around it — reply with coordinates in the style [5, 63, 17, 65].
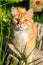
[14, 30, 29, 44]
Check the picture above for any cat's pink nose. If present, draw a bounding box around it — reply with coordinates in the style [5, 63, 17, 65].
[18, 22, 23, 27]
[18, 24, 22, 28]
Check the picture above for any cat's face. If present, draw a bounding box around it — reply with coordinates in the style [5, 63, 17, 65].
[11, 7, 34, 30]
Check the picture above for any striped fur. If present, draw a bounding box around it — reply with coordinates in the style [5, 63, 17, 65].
[35, 22, 43, 50]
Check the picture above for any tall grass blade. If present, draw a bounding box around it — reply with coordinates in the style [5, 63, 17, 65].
[26, 47, 35, 59]
[27, 57, 43, 65]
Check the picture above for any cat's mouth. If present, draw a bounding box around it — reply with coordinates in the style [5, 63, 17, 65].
[16, 25, 29, 31]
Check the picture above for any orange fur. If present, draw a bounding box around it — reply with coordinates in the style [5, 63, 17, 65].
[11, 7, 37, 65]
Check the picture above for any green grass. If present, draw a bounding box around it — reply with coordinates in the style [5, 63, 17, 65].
[0, 0, 43, 65]
[33, 14, 43, 23]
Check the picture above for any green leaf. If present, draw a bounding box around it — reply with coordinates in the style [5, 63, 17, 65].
[5, 0, 23, 3]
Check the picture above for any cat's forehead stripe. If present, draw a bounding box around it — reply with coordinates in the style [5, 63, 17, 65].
[18, 13, 29, 19]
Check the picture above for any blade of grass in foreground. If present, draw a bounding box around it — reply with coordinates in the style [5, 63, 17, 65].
[0, 19, 3, 65]
[26, 47, 35, 59]
[35, 61, 43, 65]
[27, 57, 43, 65]
[0, 19, 3, 52]
[0, 51, 7, 65]
[0, 19, 6, 65]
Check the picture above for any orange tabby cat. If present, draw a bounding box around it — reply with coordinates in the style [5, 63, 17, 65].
[9, 7, 37, 65]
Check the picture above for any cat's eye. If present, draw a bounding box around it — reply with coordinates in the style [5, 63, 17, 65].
[15, 18, 20, 24]
[24, 19, 29, 21]
[15, 18, 19, 21]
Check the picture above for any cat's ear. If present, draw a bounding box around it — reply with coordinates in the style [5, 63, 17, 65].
[11, 7, 18, 16]
[27, 8, 34, 18]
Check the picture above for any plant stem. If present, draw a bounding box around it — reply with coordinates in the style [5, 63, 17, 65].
[0, 2, 11, 7]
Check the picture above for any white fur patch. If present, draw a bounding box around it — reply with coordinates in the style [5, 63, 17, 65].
[14, 30, 29, 44]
